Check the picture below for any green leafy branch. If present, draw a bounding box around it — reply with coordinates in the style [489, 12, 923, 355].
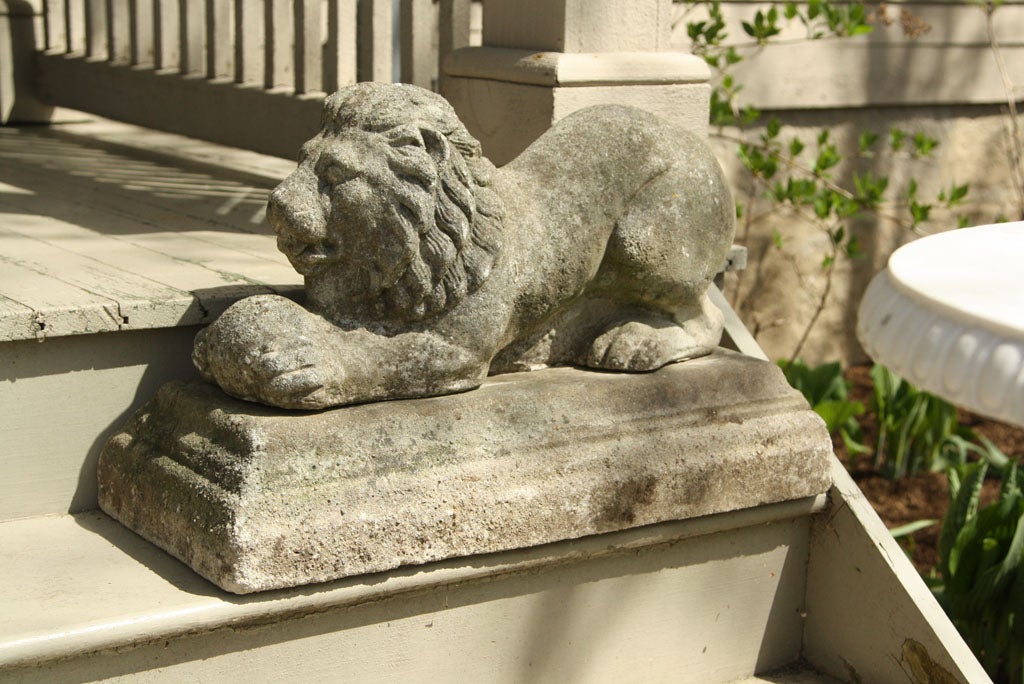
[681, 0, 973, 360]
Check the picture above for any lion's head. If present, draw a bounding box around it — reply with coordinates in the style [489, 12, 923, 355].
[267, 83, 505, 328]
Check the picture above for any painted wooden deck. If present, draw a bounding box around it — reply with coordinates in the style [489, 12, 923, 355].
[0, 121, 302, 342]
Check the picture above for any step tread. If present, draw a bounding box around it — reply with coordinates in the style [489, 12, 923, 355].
[0, 125, 301, 341]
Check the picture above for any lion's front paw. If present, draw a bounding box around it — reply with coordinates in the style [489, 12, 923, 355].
[248, 339, 338, 409]
[193, 295, 342, 409]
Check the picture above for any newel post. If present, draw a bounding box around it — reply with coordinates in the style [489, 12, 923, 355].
[440, 0, 710, 165]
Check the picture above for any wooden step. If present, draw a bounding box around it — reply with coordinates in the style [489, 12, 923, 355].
[0, 123, 299, 341]
[0, 496, 828, 682]
[0, 466, 989, 682]
[0, 121, 301, 521]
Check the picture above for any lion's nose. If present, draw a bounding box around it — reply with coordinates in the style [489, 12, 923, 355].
[267, 186, 325, 244]
[266, 196, 287, 231]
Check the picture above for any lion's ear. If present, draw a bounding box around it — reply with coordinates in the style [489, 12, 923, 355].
[420, 127, 451, 165]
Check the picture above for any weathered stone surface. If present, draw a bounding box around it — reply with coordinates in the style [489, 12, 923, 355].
[192, 82, 735, 409]
[98, 352, 832, 594]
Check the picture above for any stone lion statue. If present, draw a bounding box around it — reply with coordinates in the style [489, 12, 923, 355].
[193, 83, 735, 409]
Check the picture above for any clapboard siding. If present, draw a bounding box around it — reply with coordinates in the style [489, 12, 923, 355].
[669, 1, 1024, 109]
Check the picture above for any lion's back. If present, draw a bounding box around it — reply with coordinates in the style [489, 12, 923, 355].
[514, 105, 708, 175]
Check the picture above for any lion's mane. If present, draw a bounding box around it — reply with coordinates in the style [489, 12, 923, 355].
[320, 84, 505, 322]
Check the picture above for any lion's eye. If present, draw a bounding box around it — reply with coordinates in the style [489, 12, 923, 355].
[315, 158, 349, 187]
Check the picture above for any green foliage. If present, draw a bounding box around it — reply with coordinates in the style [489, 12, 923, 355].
[679, 0, 991, 360]
[869, 364, 969, 479]
[681, 0, 979, 360]
[933, 456, 1024, 682]
[779, 360, 867, 454]
[741, 6, 782, 43]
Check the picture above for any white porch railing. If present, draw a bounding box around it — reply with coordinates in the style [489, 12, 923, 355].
[36, 0, 477, 157]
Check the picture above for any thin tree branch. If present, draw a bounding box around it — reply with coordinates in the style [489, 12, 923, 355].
[985, 2, 1024, 219]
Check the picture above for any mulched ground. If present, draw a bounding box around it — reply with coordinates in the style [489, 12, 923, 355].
[837, 364, 1024, 575]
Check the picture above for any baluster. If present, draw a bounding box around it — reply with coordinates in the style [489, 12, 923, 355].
[107, 0, 132, 64]
[325, 0, 357, 91]
[234, 0, 264, 84]
[179, 0, 204, 75]
[44, 0, 69, 53]
[130, 0, 155, 65]
[154, 0, 180, 70]
[293, 0, 322, 94]
[399, 0, 431, 88]
[437, 0, 469, 85]
[206, 0, 233, 79]
[66, 0, 86, 53]
[264, 0, 294, 89]
[85, 0, 109, 60]
[357, 0, 391, 83]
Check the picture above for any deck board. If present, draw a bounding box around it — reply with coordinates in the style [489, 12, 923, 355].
[0, 125, 302, 341]
[0, 257, 123, 338]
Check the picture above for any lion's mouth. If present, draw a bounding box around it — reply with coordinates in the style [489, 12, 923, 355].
[284, 241, 336, 275]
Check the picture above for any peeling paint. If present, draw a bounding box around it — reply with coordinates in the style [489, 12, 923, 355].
[901, 639, 959, 684]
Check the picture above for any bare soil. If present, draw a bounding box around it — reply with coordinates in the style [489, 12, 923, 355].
[837, 364, 1024, 575]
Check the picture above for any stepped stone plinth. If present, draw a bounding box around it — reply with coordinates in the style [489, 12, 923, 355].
[98, 351, 832, 594]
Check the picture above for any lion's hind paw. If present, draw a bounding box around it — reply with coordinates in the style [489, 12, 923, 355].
[584, 319, 711, 372]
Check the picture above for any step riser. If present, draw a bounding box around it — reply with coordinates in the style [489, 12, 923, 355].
[1, 327, 199, 520]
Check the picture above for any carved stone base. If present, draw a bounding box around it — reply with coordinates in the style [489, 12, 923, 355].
[98, 352, 832, 594]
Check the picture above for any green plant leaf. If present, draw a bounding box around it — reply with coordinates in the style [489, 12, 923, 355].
[789, 137, 805, 157]
[779, 359, 850, 406]
[948, 183, 970, 206]
[841, 428, 871, 455]
[814, 399, 866, 435]
[913, 132, 939, 157]
[964, 506, 1024, 616]
[845, 235, 863, 259]
[910, 200, 932, 226]
[941, 460, 989, 580]
[890, 519, 939, 539]
[857, 131, 879, 155]
[890, 127, 907, 152]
